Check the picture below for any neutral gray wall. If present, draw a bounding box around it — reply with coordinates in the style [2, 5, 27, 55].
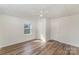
[50, 14, 79, 47]
[1, 14, 79, 48]
[0, 15, 37, 48]
[46, 18, 51, 40]
[36, 18, 46, 42]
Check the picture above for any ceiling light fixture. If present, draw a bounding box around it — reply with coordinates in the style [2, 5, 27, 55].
[39, 9, 44, 18]
[39, 9, 48, 19]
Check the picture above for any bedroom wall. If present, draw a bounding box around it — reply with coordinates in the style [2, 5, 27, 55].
[1, 14, 79, 48]
[36, 18, 47, 42]
[0, 15, 37, 48]
[50, 14, 79, 47]
[36, 18, 51, 42]
[46, 18, 51, 40]
[0, 15, 4, 47]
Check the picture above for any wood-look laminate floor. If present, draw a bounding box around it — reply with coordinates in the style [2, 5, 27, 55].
[0, 39, 79, 55]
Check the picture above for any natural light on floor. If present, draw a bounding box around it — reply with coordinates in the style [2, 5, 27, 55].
[40, 34, 46, 43]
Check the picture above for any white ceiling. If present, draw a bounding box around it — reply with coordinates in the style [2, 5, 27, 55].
[0, 4, 79, 19]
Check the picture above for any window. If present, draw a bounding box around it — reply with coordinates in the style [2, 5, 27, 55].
[24, 24, 32, 34]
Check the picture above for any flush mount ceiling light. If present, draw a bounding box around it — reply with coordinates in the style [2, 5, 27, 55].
[39, 10, 43, 18]
[39, 9, 48, 18]
[40, 14, 43, 17]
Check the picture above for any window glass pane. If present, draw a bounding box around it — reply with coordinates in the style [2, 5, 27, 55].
[24, 24, 32, 34]
[24, 24, 30, 29]
[24, 29, 30, 34]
